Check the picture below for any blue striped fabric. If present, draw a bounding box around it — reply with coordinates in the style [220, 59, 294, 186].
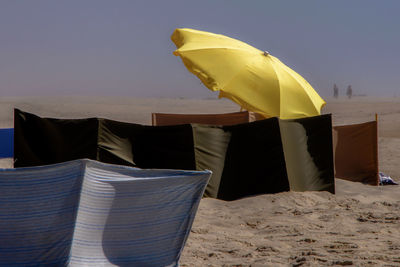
[0, 159, 211, 267]
[0, 128, 13, 158]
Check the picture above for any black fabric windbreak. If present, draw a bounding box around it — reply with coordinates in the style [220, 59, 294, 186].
[14, 109, 334, 200]
[217, 118, 290, 200]
[15, 110, 195, 170]
[99, 119, 196, 170]
[14, 109, 98, 167]
[279, 114, 335, 193]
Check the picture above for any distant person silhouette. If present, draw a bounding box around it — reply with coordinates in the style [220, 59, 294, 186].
[346, 85, 352, 99]
[333, 84, 339, 98]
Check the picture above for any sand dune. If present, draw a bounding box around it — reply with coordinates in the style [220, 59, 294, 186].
[1, 96, 399, 266]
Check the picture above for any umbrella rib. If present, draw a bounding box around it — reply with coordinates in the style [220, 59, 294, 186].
[271, 58, 323, 115]
[285, 65, 317, 108]
[216, 65, 261, 113]
[265, 58, 283, 117]
[177, 48, 262, 93]
[219, 57, 281, 116]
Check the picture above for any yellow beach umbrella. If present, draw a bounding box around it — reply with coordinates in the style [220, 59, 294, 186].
[171, 28, 325, 119]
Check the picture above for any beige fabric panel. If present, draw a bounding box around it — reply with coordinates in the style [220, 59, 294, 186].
[152, 111, 252, 126]
[333, 121, 379, 185]
[248, 111, 268, 122]
[279, 114, 335, 193]
[192, 125, 231, 198]
[280, 121, 330, 192]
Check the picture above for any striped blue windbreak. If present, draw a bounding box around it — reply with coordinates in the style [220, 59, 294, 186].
[0, 159, 211, 266]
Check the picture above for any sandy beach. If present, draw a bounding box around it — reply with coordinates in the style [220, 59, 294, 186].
[1, 96, 399, 266]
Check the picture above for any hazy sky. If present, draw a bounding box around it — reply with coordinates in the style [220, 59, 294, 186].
[1, 0, 399, 98]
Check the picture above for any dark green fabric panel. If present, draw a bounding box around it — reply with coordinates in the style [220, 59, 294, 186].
[14, 109, 98, 167]
[217, 118, 290, 200]
[279, 114, 335, 193]
[97, 119, 140, 166]
[99, 119, 196, 170]
[192, 124, 231, 198]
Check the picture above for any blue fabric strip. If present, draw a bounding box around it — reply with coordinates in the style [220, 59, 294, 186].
[0, 159, 211, 267]
[0, 128, 13, 158]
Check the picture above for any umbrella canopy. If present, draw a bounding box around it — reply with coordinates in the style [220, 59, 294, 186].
[171, 28, 326, 119]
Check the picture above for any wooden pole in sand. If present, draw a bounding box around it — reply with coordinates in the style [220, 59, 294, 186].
[375, 113, 379, 185]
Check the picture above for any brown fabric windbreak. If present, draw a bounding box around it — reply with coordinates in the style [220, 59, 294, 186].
[333, 121, 379, 185]
[248, 112, 267, 122]
[152, 111, 253, 126]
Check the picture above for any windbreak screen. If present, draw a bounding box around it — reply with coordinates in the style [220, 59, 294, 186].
[192, 124, 231, 198]
[0, 128, 13, 158]
[14, 109, 336, 200]
[0, 159, 211, 266]
[97, 119, 141, 166]
[99, 119, 196, 170]
[279, 114, 335, 193]
[333, 121, 378, 185]
[14, 109, 98, 167]
[14, 110, 196, 170]
[217, 118, 290, 200]
[152, 111, 252, 126]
